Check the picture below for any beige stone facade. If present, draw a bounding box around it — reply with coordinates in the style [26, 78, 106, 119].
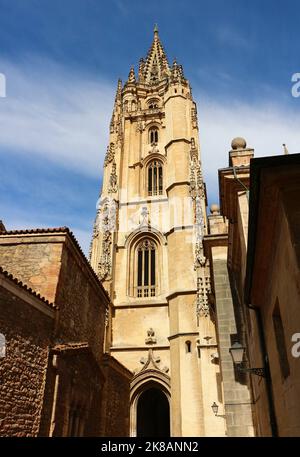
[90, 28, 227, 437]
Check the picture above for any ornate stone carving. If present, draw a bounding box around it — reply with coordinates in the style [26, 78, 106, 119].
[98, 231, 112, 280]
[194, 196, 206, 269]
[108, 161, 118, 194]
[134, 330, 169, 375]
[117, 116, 123, 143]
[145, 328, 156, 345]
[170, 59, 186, 84]
[104, 143, 115, 167]
[189, 139, 205, 201]
[97, 197, 117, 280]
[191, 106, 198, 129]
[110, 114, 115, 133]
[149, 143, 159, 155]
[139, 206, 150, 227]
[127, 66, 136, 84]
[138, 58, 145, 83]
[189, 138, 206, 270]
[196, 273, 211, 318]
[136, 120, 144, 133]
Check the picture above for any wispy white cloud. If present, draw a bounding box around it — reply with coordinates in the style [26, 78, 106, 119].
[113, 0, 129, 16]
[1, 55, 300, 242]
[0, 56, 114, 177]
[215, 26, 251, 49]
[196, 95, 300, 203]
[0, 204, 93, 256]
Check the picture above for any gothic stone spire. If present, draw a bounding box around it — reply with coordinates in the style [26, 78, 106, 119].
[142, 26, 170, 84]
[127, 65, 136, 84]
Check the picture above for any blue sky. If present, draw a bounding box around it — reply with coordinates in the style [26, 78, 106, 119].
[1, 0, 300, 253]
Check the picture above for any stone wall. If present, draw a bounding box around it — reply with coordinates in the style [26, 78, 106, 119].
[211, 247, 254, 437]
[0, 234, 63, 303]
[0, 232, 107, 365]
[100, 355, 131, 437]
[39, 348, 104, 436]
[0, 230, 131, 437]
[54, 240, 107, 365]
[0, 286, 54, 436]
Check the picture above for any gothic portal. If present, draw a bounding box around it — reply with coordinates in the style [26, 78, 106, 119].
[90, 27, 226, 437]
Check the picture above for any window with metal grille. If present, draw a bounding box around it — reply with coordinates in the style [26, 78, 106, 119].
[137, 239, 156, 298]
[148, 160, 163, 196]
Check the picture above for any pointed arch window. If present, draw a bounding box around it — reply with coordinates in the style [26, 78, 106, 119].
[149, 127, 159, 144]
[137, 239, 156, 298]
[148, 160, 163, 196]
[148, 99, 159, 109]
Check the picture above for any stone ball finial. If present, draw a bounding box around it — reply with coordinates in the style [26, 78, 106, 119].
[210, 204, 220, 215]
[231, 137, 247, 150]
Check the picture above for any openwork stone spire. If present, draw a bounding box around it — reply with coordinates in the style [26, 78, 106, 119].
[127, 66, 136, 84]
[114, 78, 122, 103]
[142, 25, 170, 84]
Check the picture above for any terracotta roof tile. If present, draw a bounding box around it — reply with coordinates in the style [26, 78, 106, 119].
[52, 342, 89, 352]
[0, 226, 111, 304]
[0, 266, 58, 310]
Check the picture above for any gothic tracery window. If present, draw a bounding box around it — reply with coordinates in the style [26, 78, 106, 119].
[148, 99, 159, 109]
[149, 127, 159, 144]
[136, 239, 156, 298]
[148, 160, 163, 196]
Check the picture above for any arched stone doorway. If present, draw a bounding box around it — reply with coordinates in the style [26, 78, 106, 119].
[137, 387, 170, 437]
[130, 367, 171, 437]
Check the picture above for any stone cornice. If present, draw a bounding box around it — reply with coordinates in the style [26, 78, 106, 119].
[166, 288, 197, 300]
[164, 137, 191, 151]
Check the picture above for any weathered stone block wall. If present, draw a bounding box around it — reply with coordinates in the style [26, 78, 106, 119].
[100, 356, 131, 437]
[212, 248, 254, 437]
[0, 234, 108, 365]
[0, 236, 63, 303]
[40, 351, 104, 437]
[0, 287, 53, 436]
[55, 242, 107, 365]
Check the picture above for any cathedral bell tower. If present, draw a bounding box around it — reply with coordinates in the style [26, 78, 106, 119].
[90, 27, 226, 437]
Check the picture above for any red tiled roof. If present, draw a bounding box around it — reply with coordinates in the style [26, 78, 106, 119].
[52, 342, 89, 352]
[0, 227, 67, 235]
[0, 266, 58, 310]
[0, 226, 111, 305]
